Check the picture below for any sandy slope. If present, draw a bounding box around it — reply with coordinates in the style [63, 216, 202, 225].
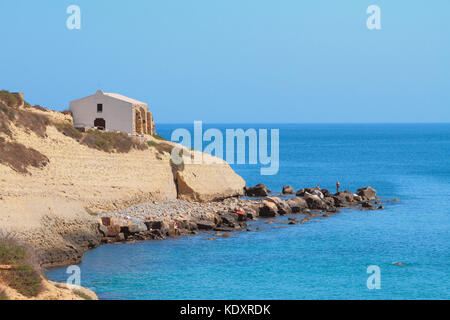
[0, 276, 98, 300]
[0, 107, 245, 267]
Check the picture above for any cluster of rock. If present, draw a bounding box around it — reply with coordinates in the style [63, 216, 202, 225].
[97, 185, 383, 244]
[251, 185, 383, 218]
[97, 198, 259, 243]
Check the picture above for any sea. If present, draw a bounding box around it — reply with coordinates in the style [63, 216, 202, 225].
[46, 124, 450, 300]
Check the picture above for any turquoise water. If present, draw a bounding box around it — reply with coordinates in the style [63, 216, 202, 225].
[46, 124, 450, 299]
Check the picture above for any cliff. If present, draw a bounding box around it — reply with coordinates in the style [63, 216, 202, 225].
[0, 91, 245, 267]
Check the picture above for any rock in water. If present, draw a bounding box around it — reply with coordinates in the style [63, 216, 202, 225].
[258, 200, 278, 217]
[357, 186, 377, 201]
[304, 193, 329, 210]
[333, 191, 355, 207]
[286, 197, 308, 213]
[264, 196, 292, 215]
[245, 184, 270, 197]
[282, 185, 295, 194]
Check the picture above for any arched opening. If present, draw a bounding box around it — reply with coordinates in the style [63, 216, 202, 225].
[94, 118, 106, 130]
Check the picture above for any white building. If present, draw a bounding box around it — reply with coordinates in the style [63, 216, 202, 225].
[69, 90, 155, 135]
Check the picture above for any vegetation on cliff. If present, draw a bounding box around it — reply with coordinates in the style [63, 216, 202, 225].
[0, 238, 43, 298]
[0, 89, 149, 174]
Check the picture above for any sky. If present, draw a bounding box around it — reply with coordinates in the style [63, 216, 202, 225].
[0, 0, 449, 123]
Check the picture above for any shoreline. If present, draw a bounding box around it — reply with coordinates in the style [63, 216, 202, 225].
[43, 185, 388, 271]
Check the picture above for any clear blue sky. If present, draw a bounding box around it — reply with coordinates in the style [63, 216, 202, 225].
[0, 0, 449, 123]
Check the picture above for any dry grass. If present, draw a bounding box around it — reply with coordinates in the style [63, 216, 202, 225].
[0, 90, 49, 138]
[0, 238, 43, 298]
[15, 108, 49, 137]
[0, 90, 148, 174]
[53, 122, 83, 140]
[0, 239, 27, 265]
[29, 105, 48, 112]
[0, 140, 49, 174]
[152, 134, 166, 141]
[82, 130, 147, 153]
[0, 90, 22, 108]
[72, 290, 92, 300]
[0, 289, 9, 300]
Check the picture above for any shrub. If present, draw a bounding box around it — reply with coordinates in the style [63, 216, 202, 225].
[0, 140, 49, 174]
[0, 90, 22, 108]
[16, 109, 49, 137]
[0, 289, 9, 300]
[73, 290, 92, 300]
[53, 122, 83, 140]
[0, 98, 50, 138]
[82, 130, 147, 153]
[0, 101, 14, 137]
[0, 240, 27, 265]
[152, 134, 166, 141]
[0, 238, 42, 298]
[30, 105, 48, 112]
[154, 141, 175, 154]
[1, 264, 42, 297]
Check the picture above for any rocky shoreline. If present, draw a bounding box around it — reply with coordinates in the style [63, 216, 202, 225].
[90, 185, 388, 251]
[38, 184, 393, 269]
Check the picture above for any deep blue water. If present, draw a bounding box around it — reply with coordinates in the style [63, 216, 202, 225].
[46, 124, 450, 299]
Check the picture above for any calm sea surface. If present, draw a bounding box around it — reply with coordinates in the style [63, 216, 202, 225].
[47, 124, 450, 299]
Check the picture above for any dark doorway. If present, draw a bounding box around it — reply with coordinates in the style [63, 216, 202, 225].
[94, 118, 106, 130]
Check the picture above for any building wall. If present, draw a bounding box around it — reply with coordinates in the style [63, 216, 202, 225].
[70, 93, 134, 134]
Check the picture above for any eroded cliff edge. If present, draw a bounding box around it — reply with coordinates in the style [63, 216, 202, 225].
[0, 91, 245, 267]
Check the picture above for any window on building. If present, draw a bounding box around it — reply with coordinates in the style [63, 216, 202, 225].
[97, 104, 103, 113]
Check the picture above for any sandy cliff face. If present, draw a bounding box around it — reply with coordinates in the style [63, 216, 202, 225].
[177, 161, 245, 202]
[0, 103, 245, 266]
[0, 277, 98, 300]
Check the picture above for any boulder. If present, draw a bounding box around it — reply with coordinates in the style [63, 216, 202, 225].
[333, 191, 355, 207]
[324, 196, 335, 208]
[245, 208, 258, 219]
[304, 193, 329, 210]
[321, 189, 331, 197]
[195, 220, 216, 230]
[115, 233, 125, 241]
[286, 197, 308, 213]
[357, 186, 377, 201]
[295, 188, 315, 197]
[176, 157, 246, 202]
[101, 217, 111, 226]
[258, 200, 278, 217]
[120, 223, 148, 236]
[282, 185, 295, 194]
[265, 196, 292, 215]
[245, 184, 270, 197]
[106, 225, 121, 237]
[98, 224, 108, 237]
[144, 220, 170, 235]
